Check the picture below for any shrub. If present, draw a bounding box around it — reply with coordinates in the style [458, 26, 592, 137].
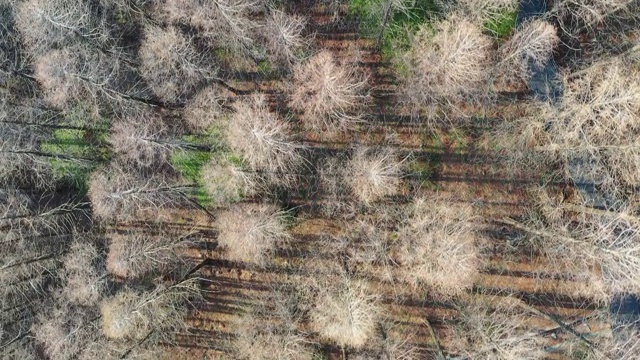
[216, 203, 290, 266]
[347, 147, 405, 205]
[289, 51, 369, 131]
[396, 197, 480, 296]
[312, 277, 379, 349]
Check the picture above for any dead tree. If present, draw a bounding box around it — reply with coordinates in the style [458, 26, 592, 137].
[289, 51, 369, 132]
[106, 229, 194, 279]
[497, 19, 560, 85]
[497, 59, 640, 197]
[311, 276, 380, 350]
[503, 190, 640, 300]
[396, 196, 481, 296]
[263, 9, 308, 67]
[401, 13, 493, 123]
[227, 94, 302, 181]
[347, 147, 406, 205]
[161, 0, 260, 53]
[15, 0, 101, 56]
[216, 203, 290, 266]
[452, 298, 545, 359]
[100, 278, 201, 341]
[88, 161, 192, 222]
[139, 25, 212, 102]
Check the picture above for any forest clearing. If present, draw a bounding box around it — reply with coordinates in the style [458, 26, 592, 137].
[1, 0, 640, 359]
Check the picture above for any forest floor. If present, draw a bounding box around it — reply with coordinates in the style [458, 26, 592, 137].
[156, 2, 606, 359]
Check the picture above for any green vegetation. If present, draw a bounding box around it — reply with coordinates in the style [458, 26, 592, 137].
[483, 10, 517, 39]
[40, 128, 108, 193]
[348, 0, 442, 59]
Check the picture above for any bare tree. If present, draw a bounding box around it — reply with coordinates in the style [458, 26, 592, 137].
[162, 0, 260, 52]
[183, 85, 227, 131]
[88, 162, 191, 222]
[503, 190, 640, 299]
[109, 114, 206, 168]
[201, 156, 260, 207]
[289, 51, 369, 131]
[311, 276, 380, 349]
[60, 239, 108, 307]
[100, 278, 200, 340]
[497, 19, 560, 85]
[401, 14, 493, 122]
[32, 306, 102, 360]
[216, 203, 290, 266]
[347, 147, 406, 205]
[33, 46, 133, 112]
[227, 94, 302, 178]
[139, 25, 211, 102]
[552, 0, 636, 33]
[233, 286, 314, 360]
[395, 197, 480, 296]
[263, 9, 308, 67]
[15, 0, 101, 55]
[498, 59, 640, 197]
[106, 230, 194, 279]
[451, 0, 519, 23]
[452, 298, 545, 359]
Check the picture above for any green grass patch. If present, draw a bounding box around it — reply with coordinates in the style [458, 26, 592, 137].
[348, 0, 442, 60]
[40, 128, 108, 193]
[171, 149, 213, 207]
[483, 10, 517, 39]
[171, 150, 212, 184]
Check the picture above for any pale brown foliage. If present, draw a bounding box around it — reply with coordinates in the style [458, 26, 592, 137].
[162, 0, 259, 50]
[106, 231, 191, 279]
[289, 51, 369, 131]
[453, 298, 545, 359]
[183, 85, 227, 131]
[101, 280, 199, 340]
[396, 197, 480, 296]
[227, 94, 301, 177]
[498, 19, 560, 83]
[139, 25, 208, 102]
[312, 277, 379, 349]
[263, 10, 308, 66]
[347, 147, 405, 205]
[201, 157, 259, 206]
[216, 204, 290, 266]
[402, 14, 493, 120]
